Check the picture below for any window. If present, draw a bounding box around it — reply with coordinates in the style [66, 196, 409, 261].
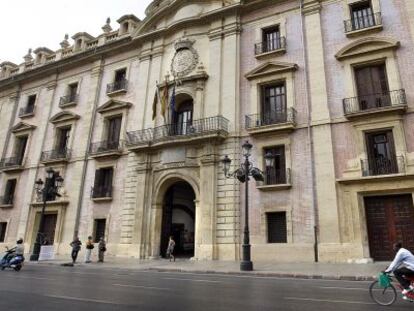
[262, 26, 281, 53]
[267, 212, 287, 243]
[94, 219, 106, 242]
[92, 167, 113, 198]
[0, 222, 7, 242]
[68, 83, 78, 101]
[261, 83, 287, 125]
[365, 131, 398, 175]
[3, 179, 17, 205]
[122, 22, 129, 33]
[355, 63, 389, 110]
[56, 127, 71, 154]
[106, 116, 122, 148]
[264, 146, 286, 185]
[114, 68, 126, 83]
[14, 136, 28, 165]
[350, 1, 374, 31]
[172, 101, 193, 135]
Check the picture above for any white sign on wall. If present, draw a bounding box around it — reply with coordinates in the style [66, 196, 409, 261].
[38, 246, 55, 261]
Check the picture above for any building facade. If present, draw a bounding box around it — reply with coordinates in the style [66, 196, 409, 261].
[0, 0, 413, 263]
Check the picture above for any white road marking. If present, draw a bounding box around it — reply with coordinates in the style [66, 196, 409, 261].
[163, 277, 222, 283]
[318, 286, 368, 291]
[45, 294, 132, 305]
[284, 297, 376, 305]
[113, 283, 171, 291]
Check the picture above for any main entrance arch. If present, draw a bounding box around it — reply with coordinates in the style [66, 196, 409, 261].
[159, 181, 196, 258]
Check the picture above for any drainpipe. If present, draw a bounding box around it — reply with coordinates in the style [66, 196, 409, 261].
[299, 0, 319, 262]
[73, 57, 105, 239]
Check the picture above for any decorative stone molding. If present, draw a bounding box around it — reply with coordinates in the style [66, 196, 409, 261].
[49, 111, 80, 124]
[96, 99, 132, 114]
[10, 122, 36, 133]
[302, 0, 322, 16]
[171, 38, 199, 78]
[335, 37, 400, 60]
[245, 61, 298, 80]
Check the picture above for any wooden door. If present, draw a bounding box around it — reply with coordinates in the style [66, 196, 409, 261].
[355, 64, 389, 110]
[42, 214, 58, 245]
[365, 195, 414, 261]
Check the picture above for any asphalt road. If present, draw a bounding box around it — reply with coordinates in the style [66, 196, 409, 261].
[0, 265, 412, 311]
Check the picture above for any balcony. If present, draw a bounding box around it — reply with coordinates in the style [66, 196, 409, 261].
[40, 149, 71, 164]
[126, 116, 229, 151]
[91, 186, 113, 201]
[89, 140, 123, 159]
[18, 105, 35, 118]
[245, 108, 296, 135]
[0, 195, 13, 208]
[344, 12, 382, 37]
[106, 79, 128, 96]
[59, 94, 78, 108]
[257, 168, 292, 191]
[361, 156, 405, 177]
[0, 156, 25, 172]
[343, 89, 407, 119]
[254, 37, 286, 58]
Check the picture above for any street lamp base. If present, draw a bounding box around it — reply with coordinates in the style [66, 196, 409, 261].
[240, 260, 253, 271]
[29, 254, 39, 261]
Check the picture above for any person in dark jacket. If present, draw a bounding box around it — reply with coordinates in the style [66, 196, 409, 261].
[70, 237, 82, 263]
[98, 237, 106, 263]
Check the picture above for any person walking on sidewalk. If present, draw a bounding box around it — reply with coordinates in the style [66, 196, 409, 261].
[70, 237, 82, 264]
[385, 242, 414, 300]
[98, 237, 106, 263]
[85, 236, 94, 263]
[166, 236, 175, 262]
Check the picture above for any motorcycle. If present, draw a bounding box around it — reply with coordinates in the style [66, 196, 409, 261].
[0, 248, 24, 271]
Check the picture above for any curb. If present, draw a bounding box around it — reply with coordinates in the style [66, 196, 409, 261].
[146, 267, 376, 281]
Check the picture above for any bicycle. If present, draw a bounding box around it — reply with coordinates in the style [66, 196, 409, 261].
[369, 272, 414, 306]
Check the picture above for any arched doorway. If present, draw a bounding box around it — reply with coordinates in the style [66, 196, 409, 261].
[160, 181, 196, 258]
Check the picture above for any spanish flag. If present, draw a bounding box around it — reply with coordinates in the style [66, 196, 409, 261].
[152, 87, 158, 120]
[160, 84, 169, 121]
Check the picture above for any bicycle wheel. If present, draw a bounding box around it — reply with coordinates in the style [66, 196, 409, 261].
[369, 280, 397, 306]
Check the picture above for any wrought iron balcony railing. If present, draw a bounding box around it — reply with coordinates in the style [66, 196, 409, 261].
[126, 116, 229, 147]
[344, 12, 382, 33]
[254, 37, 286, 55]
[106, 79, 128, 94]
[40, 149, 71, 162]
[0, 156, 24, 169]
[18, 105, 35, 117]
[91, 186, 113, 199]
[361, 156, 404, 177]
[245, 108, 296, 129]
[59, 94, 78, 107]
[89, 140, 123, 155]
[343, 89, 406, 115]
[0, 195, 13, 206]
[264, 168, 291, 185]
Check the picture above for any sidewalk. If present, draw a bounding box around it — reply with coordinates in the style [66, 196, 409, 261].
[26, 255, 386, 281]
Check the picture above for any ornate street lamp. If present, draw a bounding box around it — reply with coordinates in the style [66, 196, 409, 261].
[222, 141, 274, 271]
[30, 168, 64, 261]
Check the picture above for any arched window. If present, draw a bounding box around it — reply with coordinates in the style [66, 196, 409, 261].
[172, 100, 193, 135]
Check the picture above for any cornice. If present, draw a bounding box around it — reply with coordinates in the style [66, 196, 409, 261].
[302, 0, 322, 15]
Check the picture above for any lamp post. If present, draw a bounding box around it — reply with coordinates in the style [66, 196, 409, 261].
[30, 167, 64, 261]
[222, 141, 274, 271]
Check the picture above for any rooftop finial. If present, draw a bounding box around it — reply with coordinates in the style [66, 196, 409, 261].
[102, 17, 112, 33]
[60, 34, 70, 49]
[24, 48, 33, 62]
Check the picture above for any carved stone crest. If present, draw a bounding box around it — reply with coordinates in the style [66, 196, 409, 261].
[171, 38, 199, 78]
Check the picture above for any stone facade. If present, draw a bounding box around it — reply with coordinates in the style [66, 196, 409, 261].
[0, 0, 413, 263]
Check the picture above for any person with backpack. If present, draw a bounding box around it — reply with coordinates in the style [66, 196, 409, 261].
[85, 236, 94, 263]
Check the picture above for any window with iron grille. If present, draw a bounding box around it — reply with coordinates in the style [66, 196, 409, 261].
[350, 1, 374, 30]
[0, 222, 7, 242]
[3, 179, 17, 205]
[68, 83, 78, 98]
[93, 167, 113, 198]
[261, 83, 287, 126]
[106, 116, 122, 148]
[267, 212, 287, 243]
[14, 135, 28, 164]
[114, 68, 126, 82]
[94, 219, 106, 242]
[264, 146, 286, 185]
[262, 26, 281, 53]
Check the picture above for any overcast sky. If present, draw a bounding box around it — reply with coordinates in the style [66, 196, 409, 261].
[0, 0, 153, 64]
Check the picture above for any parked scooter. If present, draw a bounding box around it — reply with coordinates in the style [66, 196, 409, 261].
[0, 247, 24, 271]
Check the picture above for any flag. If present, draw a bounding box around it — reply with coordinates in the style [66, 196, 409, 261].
[169, 84, 176, 123]
[152, 87, 158, 120]
[160, 84, 169, 121]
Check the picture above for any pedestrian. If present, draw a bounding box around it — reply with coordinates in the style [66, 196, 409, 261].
[85, 236, 94, 263]
[98, 237, 106, 263]
[166, 236, 175, 262]
[69, 236, 82, 264]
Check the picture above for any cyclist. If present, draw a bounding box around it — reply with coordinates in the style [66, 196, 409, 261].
[385, 242, 414, 299]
